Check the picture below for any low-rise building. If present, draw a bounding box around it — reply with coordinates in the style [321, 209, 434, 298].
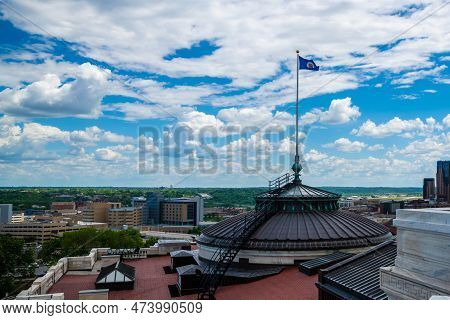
[0, 221, 106, 243]
[379, 200, 404, 215]
[338, 199, 354, 208]
[108, 207, 142, 229]
[142, 194, 204, 226]
[11, 212, 25, 224]
[82, 202, 122, 223]
[51, 202, 76, 212]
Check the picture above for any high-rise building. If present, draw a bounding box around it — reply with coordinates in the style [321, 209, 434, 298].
[142, 192, 163, 225]
[436, 160, 450, 202]
[0, 204, 13, 224]
[422, 178, 435, 200]
[142, 193, 204, 226]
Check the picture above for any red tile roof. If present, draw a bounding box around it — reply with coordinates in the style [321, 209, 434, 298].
[48, 255, 317, 300]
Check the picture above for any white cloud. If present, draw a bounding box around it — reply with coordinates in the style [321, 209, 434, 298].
[94, 147, 127, 162]
[324, 138, 366, 152]
[443, 114, 450, 127]
[120, 78, 218, 106]
[367, 144, 385, 151]
[398, 133, 450, 158]
[0, 63, 110, 118]
[217, 106, 294, 132]
[0, 116, 136, 160]
[3, 0, 449, 89]
[396, 94, 417, 100]
[391, 65, 447, 85]
[352, 116, 440, 138]
[69, 126, 134, 147]
[301, 97, 361, 125]
[423, 89, 437, 93]
[304, 149, 328, 162]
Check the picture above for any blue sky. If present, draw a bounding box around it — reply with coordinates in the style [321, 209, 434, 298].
[0, 0, 449, 187]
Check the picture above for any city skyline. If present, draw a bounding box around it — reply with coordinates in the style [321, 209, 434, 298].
[0, 1, 450, 187]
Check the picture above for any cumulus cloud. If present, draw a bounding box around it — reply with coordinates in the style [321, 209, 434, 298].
[304, 149, 328, 162]
[0, 116, 135, 160]
[443, 114, 450, 127]
[0, 63, 110, 118]
[324, 138, 366, 152]
[352, 116, 440, 138]
[217, 106, 294, 132]
[301, 97, 361, 125]
[68, 126, 134, 147]
[398, 133, 450, 158]
[94, 147, 126, 162]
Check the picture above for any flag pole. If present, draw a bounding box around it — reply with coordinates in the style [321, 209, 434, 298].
[293, 49, 301, 182]
[295, 50, 299, 159]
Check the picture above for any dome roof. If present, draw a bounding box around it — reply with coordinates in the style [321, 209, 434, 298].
[198, 210, 391, 251]
[257, 181, 340, 199]
[198, 176, 391, 252]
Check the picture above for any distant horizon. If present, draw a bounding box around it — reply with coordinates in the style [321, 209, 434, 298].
[0, 185, 423, 189]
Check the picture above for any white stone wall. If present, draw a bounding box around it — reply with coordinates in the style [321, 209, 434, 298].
[380, 208, 450, 299]
[16, 293, 64, 300]
[199, 243, 368, 265]
[79, 289, 109, 300]
[17, 244, 189, 300]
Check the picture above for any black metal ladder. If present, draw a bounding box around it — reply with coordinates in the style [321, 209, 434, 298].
[197, 202, 272, 299]
[197, 173, 293, 300]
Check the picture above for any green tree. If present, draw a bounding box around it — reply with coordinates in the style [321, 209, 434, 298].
[39, 228, 145, 264]
[144, 236, 158, 247]
[0, 235, 35, 298]
[188, 227, 202, 235]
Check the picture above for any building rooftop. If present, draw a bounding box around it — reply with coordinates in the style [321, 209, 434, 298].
[316, 239, 396, 300]
[48, 254, 318, 300]
[199, 210, 391, 251]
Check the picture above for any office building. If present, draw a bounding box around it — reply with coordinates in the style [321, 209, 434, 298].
[0, 204, 13, 224]
[142, 192, 163, 225]
[142, 193, 204, 226]
[0, 221, 106, 243]
[11, 212, 25, 224]
[379, 201, 404, 215]
[131, 196, 146, 208]
[82, 202, 122, 223]
[108, 207, 142, 229]
[51, 201, 76, 212]
[436, 160, 450, 202]
[422, 178, 435, 200]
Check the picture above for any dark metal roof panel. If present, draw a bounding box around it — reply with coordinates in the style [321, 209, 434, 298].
[299, 251, 354, 275]
[259, 182, 341, 199]
[320, 240, 396, 300]
[200, 211, 391, 251]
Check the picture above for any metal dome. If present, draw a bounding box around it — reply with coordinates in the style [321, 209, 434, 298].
[198, 174, 391, 253]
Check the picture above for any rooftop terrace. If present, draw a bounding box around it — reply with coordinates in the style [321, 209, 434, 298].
[48, 255, 318, 300]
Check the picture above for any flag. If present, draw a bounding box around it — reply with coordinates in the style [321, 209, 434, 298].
[299, 56, 319, 71]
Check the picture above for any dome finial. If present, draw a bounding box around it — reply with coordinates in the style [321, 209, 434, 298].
[292, 155, 302, 183]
